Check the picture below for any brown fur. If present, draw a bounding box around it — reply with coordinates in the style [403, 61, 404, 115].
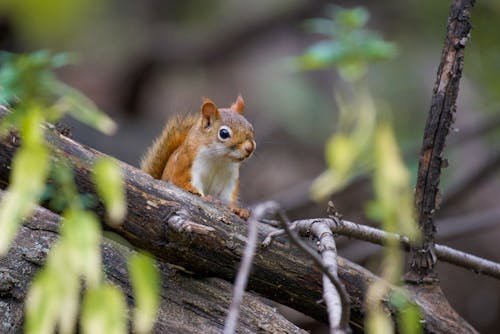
[140, 115, 197, 179]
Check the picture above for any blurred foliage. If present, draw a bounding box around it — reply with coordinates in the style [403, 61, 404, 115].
[0, 0, 100, 45]
[310, 90, 375, 200]
[129, 252, 161, 334]
[293, 6, 397, 81]
[296, 6, 422, 333]
[92, 157, 127, 225]
[0, 106, 49, 254]
[81, 284, 127, 334]
[0, 51, 158, 334]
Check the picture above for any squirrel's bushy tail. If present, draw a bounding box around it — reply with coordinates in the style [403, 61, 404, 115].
[140, 115, 197, 179]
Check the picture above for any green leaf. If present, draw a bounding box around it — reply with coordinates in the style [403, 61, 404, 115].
[0, 107, 49, 255]
[390, 290, 423, 334]
[129, 252, 160, 334]
[325, 133, 357, 174]
[371, 124, 420, 239]
[297, 41, 347, 70]
[92, 157, 127, 225]
[25, 244, 79, 334]
[398, 302, 423, 334]
[334, 7, 369, 29]
[61, 209, 102, 287]
[366, 308, 394, 334]
[81, 284, 127, 334]
[25, 267, 60, 334]
[0, 192, 27, 254]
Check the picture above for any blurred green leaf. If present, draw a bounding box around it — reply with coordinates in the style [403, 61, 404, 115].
[366, 308, 394, 334]
[292, 6, 397, 80]
[92, 157, 126, 225]
[0, 107, 49, 254]
[81, 284, 127, 334]
[25, 264, 61, 334]
[390, 290, 423, 334]
[326, 134, 356, 173]
[0, 51, 116, 133]
[0, 50, 71, 106]
[334, 6, 369, 29]
[129, 252, 160, 334]
[0, 192, 26, 254]
[61, 209, 102, 287]
[399, 302, 423, 334]
[370, 123, 420, 239]
[25, 243, 79, 334]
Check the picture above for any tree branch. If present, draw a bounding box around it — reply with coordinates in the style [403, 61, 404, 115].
[412, 0, 475, 281]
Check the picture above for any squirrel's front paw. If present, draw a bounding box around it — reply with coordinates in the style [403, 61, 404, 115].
[202, 195, 222, 206]
[231, 207, 251, 220]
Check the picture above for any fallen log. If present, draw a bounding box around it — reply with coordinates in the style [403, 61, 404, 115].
[0, 190, 307, 334]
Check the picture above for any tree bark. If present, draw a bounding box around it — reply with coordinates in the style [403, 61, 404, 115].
[0, 190, 307, 334]
[411, 0, 474, 281]
[0, 115, 478, 333]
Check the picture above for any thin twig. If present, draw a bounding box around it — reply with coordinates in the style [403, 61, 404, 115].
[274, 208, 351, 333]
[223, 202, 275, 334]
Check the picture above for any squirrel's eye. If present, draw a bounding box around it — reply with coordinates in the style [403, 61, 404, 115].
[218, 126, 232, 141]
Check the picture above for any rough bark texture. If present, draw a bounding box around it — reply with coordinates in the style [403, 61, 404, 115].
[0, 192, 307, 334]
[0, 118, 478, 333]
[411, 0, 475, 281]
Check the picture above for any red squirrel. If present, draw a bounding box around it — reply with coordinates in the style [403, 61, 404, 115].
[140, 95, 256, 218]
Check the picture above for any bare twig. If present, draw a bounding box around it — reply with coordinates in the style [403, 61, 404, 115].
[309, 219, 351, 334]
[411, 0, 475, 281]
[303, 218, 500, 280]
[271, 206, 351, 334]
[223, 202, 275, 334]
[335, 207, 500, 263]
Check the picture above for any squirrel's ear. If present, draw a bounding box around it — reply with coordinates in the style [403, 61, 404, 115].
[201, 98, 219, 128]
[231, 94, 245, 114]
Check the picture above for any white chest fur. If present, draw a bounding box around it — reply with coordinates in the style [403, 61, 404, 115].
[191, 147, 239, 205]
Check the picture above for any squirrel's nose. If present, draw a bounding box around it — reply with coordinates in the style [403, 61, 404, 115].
[243, 140, 255, 155]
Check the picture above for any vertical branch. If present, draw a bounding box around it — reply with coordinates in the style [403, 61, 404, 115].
[410, 0, 475, 282]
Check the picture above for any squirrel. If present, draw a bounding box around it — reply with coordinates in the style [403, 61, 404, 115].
[140, 95, 256, 219]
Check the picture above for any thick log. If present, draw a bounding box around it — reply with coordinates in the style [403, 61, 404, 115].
[0, 191, 306, 334]
[0, 121, 477, 333]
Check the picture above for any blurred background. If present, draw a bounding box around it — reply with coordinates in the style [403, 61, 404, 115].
[1, 0, 499, 332]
